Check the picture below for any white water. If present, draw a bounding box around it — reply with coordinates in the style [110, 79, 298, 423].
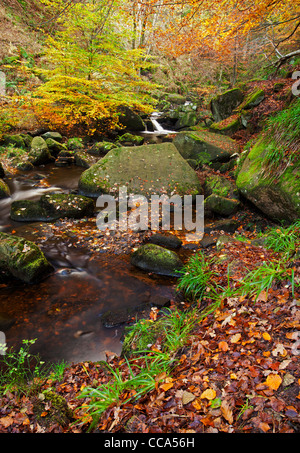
[146, 112, 177, 135]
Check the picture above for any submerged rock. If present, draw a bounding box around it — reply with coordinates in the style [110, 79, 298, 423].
[130, 243, 183, 277]
[0, 232, 53, 283]
[147, 233, 182, 249]
[11, 193, 95, 222]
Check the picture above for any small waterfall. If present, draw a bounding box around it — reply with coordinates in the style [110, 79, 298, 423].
[147, 112, 176, 135]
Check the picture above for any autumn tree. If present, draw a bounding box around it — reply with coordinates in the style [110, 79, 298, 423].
[29, 0, 158, 135]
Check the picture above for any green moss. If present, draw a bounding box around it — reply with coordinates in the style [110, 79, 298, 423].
[130, 243, 183, 277]
[0, 178, 10, 199]
[0, 232, 53, 282]
[238, 88, 265, 110]
[34, 390, 73, 428]
[78, 143, 202, 198]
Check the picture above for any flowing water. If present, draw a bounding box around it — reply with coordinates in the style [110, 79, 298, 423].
[0, 165, 177, 363]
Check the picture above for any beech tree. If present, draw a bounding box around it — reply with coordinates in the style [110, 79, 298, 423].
[30, 0, 157, 134]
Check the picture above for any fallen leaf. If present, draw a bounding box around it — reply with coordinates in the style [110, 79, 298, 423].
[200, 388, 216, 400]
[265, 374, 282, 390]
[0, 416, 14, 428]
[272, 343, 287, 357]
[262, 332, 271, 341]
[230, 333, 241, 344]
[182, 391, 196, 405]
[221, 400, 233, 424]
[160, 382, 174, 392]
[218, 341, 229, 352]
[259, 422, 270, 432]
[191, 399, 202, 411]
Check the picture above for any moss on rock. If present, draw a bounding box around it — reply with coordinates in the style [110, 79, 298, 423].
[130, 243, 183, 277]
[11, 194, 95, 222]
[236, 137, 300, 221]
[0, 232, 53, 283]
[78, 142, 203, 198]
[173, 130, 239, 166]
[0, 178, 10, 199]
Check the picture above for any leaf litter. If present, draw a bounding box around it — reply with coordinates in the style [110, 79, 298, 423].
[0, 231, 299, 434]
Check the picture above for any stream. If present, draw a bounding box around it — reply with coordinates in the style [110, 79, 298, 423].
[0, 165, 177, 364]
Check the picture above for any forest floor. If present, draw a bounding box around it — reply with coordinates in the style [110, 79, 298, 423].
[0, 220, 299, 433]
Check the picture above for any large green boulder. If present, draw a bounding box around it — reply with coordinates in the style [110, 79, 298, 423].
[78, 142, 203, 198]
[173, 130, 239, 166]
[0, 179, 10, 199]
[28, 136, 54, 166]
[130, 243, 183, 277]
[210, 88, 244, 122]
[0, 232, 53, 283]
[236, 138, 300, 222]
[11, 194, 95, 222]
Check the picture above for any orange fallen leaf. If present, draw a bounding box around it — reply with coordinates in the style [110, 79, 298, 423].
[218, 341, 229, 352]
[192, 399, 202, 411]
[160, 382, 174, 392]
[265, 373, 282, 390]
[200, 388, 216, 400]
[262, 332, 271, 341]
[259, 422, 271, 432]
[230, 333, 241, 344]
[0, 416, 14, 428]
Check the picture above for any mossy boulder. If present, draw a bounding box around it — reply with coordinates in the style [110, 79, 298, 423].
[239, 88, 265, 110]
[0, 232, 53, 283]
[11, 194, 95, 222]
[173, 130, 239, 166]
[166, 93, 186, 105]
[3, 134, 27, 149]
[78, 142, 203, 198]
[41, 131, 63, 142]
[45, 138, 67, 156]
[89, 141, 118, 156]
[33, 390, 73, 428]
[117, 133, 144, 146]
[28, 137, 54, 166]
[210, 114, 242, 136]
[67, 137, 84, 150]
[118, 106, 146, 131]
[205, 174, 239, 199]
[0, 178, 10, 199]
[75, 151, 97, 168]
[130, 243, 183, 277]
[236, 137, 300, 221]
[175, 111, 198, 130]
[204, 174, 240, 216]
[205, 194, 240, 216]
[210, 88, 244, 122]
